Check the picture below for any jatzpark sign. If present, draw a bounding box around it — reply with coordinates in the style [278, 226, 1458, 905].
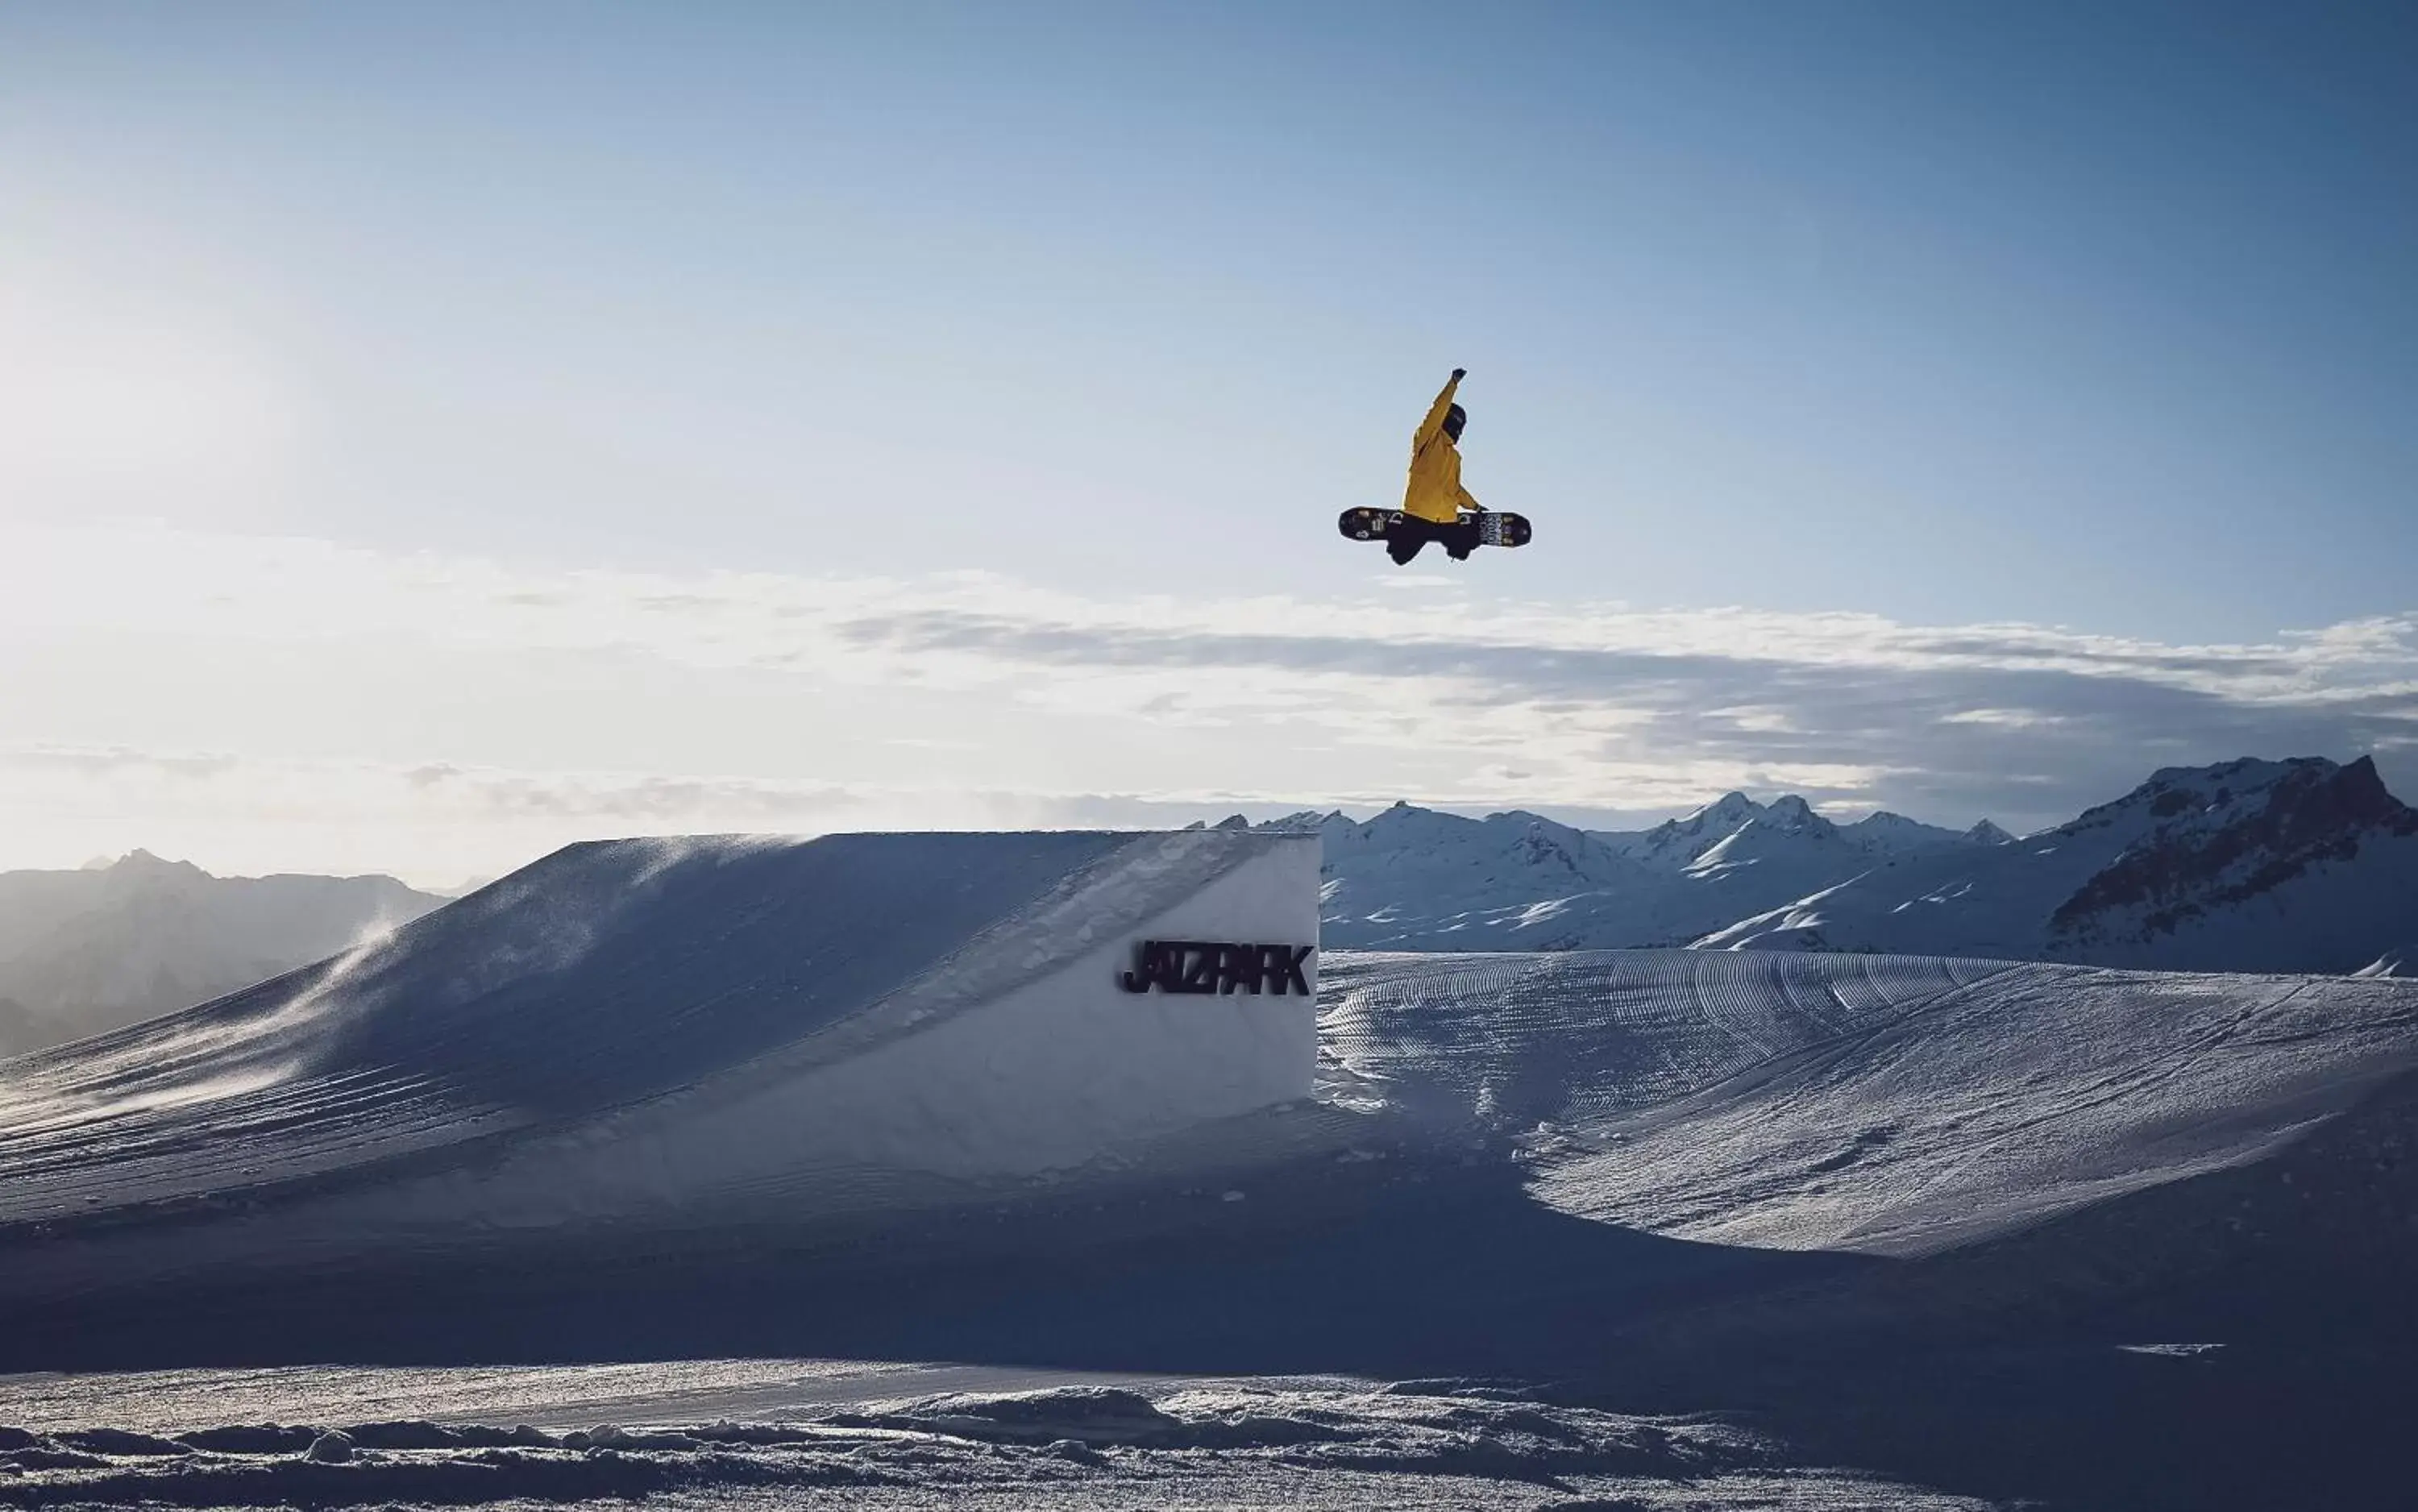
[1118, 941, 1315, 996]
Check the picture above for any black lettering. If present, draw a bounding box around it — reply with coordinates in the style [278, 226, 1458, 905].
[1272, 944, 1313, 995]
[1119, 940, 1315, 996]
[1179, 942, 1218, 994]
[1219, 943, 1258, 994]
[1119, 940, 1162, 992]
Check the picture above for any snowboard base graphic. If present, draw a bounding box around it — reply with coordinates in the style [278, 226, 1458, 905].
[1338, 508, 1531, 548]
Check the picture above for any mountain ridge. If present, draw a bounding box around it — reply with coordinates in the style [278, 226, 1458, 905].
[1261, 754, 2418, 974]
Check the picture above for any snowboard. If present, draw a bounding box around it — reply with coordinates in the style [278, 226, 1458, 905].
[1337, 507, 1532, 548]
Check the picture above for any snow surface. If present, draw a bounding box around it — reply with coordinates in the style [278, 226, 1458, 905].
[10, 832, 2413, 1300]
[2352, 944, 2417, 978]
[1324, 949, 2418, 1253]
[0, 1367, 1988, 1510]
[8, 845, 2418, 1506]
[0, 829, 1319, 1295]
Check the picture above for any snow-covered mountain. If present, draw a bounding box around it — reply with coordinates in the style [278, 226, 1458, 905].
[1844, 809, 1973, 853]
[1292, 756, 2418, 973]
[1602, 791, 1971, 870]
[0, 852, 442, 1058]
[1297, 787, 2006, 953]
[1701, 756, 2418, 972]
[1296, 804, 1660, 950]
[1609, 790, 1773, 868]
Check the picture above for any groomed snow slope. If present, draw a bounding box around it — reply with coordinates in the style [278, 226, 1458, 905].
[1324, 949, 2418, 1256]
[0, 830, 1320, 1278]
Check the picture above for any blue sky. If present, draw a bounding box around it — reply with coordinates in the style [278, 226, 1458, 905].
[2, 2, 2414, 879]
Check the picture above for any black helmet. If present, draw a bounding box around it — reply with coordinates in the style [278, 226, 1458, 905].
[1443, 403, 1467, 442]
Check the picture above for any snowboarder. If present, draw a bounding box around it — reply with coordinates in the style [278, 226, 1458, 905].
[1391, 368, 1482, 563]
[1336, 369, 1530, 561]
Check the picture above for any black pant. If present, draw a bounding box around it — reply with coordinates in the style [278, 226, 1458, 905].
[1386, 513, 1480, 564]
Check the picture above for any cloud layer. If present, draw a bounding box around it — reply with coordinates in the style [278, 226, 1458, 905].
[3, 522, 2412, 881]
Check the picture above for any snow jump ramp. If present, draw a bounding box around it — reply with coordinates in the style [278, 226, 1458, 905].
[0, 829, 1322, 1294]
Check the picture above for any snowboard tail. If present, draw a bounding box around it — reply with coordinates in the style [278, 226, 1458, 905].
[1338, 507, 1531, 549]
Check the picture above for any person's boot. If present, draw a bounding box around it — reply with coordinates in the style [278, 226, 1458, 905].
[1387, 518, 1431, 565]
[1444, 514, 1479, 560]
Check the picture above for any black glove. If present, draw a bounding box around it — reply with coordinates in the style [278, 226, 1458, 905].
[1452, 368, 1467, 380]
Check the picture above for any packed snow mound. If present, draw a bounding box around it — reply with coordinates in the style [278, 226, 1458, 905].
[0, 830, 1321, 1269]
[1326, 949, 2418, 1255]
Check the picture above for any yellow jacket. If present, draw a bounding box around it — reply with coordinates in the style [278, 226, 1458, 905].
[1402, 373, 1478, 525]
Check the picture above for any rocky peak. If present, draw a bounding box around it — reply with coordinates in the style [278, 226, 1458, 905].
[1253, 811, 1333, 835]
[2050, 755, 2417, 941]
[97, 849, 212, 894]
[1622, 791, 1768, 865]
[1762, 795, 1830, 835]
[2060, 757, 2345, 838]
[1486, 810, 1614, 877]
[2284, 755, 2410, 833]
[1838, 811, 1967, 854]
[1688, 792, 1762, 827]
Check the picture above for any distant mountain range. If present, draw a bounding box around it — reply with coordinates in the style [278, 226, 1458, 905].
[1262, 755, 2418, 975]
[0, 852, 443, 1058]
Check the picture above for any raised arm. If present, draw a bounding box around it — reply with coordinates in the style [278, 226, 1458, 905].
[1412, 368, 1466, 451]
